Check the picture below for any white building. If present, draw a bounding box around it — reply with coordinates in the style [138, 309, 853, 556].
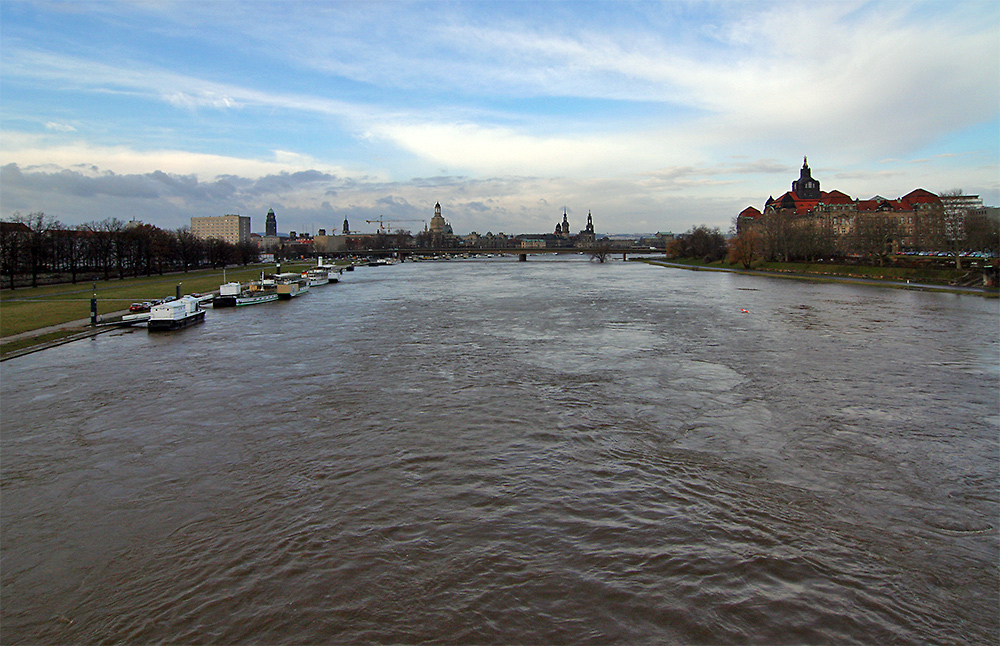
[939, 194, 984, 241]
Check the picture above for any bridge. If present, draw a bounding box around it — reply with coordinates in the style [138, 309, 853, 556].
[321, 245, 664, 262]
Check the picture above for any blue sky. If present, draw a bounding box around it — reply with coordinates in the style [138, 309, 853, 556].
[2, 0, 997, 236]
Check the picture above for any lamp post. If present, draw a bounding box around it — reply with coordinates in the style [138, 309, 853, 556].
[90, 282, 98, 327]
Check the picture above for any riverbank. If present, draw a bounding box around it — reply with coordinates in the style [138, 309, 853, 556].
[3, 257, 995, 359]
[0, 319, 125, 361]
[641, 258, 999, 296]
[0, 261, 317, 359]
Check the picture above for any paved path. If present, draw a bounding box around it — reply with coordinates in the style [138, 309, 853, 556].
[0, 310, 133, 361]
[1, 310, 130, 343]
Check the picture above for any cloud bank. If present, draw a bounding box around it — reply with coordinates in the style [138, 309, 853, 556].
[1, 0, 996, 234]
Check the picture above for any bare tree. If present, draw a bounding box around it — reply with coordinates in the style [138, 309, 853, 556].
[683, 225, 727, 261]
[727, 220, 760, 269]
[52, 226, 85, 284]
[174, 227, 203, 272]
[852, 213, 899, 266]
[590, 238, 613, 263]
[236, 239, 260, 266]
[105, 219, 130, 279]
[82, 218, 124, 280]
[205, 238, 234, 268]
[795, 218, 836, 262]
[0, 215, 28, 289]
[125, 223, 163, 277]
[757, 210, 794, 262]
[393, 229, 414, 249]
[150, 227, 177, 274]
[20, 211, 61, 287]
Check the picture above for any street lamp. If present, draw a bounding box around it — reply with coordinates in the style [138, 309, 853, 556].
[90, 282, 98, 327]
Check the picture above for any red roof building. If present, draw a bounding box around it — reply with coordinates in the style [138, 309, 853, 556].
[0, 221, 32, 234]
[744, 159, 946, 254]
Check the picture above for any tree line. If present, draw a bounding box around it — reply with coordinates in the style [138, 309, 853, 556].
[0, 212, 260, 289]
[730, 209, 997, 269]
[668, 210, 998, 270]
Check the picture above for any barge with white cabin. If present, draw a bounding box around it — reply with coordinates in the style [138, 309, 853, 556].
[213, 276, 279, 307]
[148, 295, 206, 331]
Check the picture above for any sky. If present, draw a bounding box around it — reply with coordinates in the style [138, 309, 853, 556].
[1, 0, 998, 237]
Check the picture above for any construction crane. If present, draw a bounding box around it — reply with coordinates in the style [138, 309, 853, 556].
[364, 216, 427, 233]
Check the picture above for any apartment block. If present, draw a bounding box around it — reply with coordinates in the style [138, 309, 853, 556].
[191, 214, 251, 245]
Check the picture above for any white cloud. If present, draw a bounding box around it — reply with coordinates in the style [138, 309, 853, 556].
[164, 92, 240, 110]
[6, 2, 996, 170]
[0, 134, 373, 183]
[369, 121, 649, 176]
[1, 1, 996, 233]
[2, 49, 372, 122]
[44, 122, 77, 132]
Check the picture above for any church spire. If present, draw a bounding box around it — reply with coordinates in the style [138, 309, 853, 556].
[792, 156, 820, 199]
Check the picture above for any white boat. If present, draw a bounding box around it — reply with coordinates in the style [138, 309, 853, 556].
[303, 268, 329, 287]
[314, 257, 341, 283]
[315, 264, 341, 283]
[148, 296, 206, 331]
[235, 290, 279, 306]
[275, 273, 310, 299]
[213, 280, 279, 307]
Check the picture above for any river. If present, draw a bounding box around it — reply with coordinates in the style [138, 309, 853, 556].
[2, 256, 997, 644]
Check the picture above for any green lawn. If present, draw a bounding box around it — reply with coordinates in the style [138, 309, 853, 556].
[750, 260, 971, 284]
[0, 262, 312, 338]
[652, 257, 973, 285]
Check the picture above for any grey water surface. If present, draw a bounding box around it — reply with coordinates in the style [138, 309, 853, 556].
[2, 256, 997, 644]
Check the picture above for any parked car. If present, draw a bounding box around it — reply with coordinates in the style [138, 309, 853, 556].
[129, 303, 145, 312]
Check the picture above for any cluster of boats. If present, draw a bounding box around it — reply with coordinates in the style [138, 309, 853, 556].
[213, 261, 342, 309]
[213, 262, 340, 307]
[121, 260, 347, 331]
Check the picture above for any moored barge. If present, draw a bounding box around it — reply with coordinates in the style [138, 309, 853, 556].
[213, 278, 279, 307]
[275, 273, 310, 299]
[148, 296, 206, 331]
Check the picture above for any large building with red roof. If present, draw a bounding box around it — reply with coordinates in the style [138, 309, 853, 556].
[737, 158, 946, 254]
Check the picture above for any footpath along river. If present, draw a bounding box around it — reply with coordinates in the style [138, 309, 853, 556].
[1, 256, 997, 644]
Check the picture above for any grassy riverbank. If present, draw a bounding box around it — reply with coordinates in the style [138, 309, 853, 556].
[644, 257, 997, 291]
[0, 262, 313, 340]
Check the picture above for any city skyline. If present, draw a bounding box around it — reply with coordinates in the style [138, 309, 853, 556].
[1, 1, 997, 236]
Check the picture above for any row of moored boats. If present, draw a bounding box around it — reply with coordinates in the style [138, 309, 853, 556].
[213, 261, 342, 307]
[122, 259, 350, 331]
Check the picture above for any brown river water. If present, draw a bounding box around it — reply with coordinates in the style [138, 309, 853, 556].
[2, 256, 997, 644]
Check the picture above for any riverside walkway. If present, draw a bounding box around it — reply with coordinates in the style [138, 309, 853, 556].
[0, 309, 132, 361]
